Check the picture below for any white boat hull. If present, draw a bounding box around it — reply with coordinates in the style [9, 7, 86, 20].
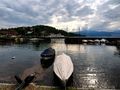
[53, 53, 74, 84]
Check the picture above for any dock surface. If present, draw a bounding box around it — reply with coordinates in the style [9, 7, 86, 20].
[0, 83, 119, 90]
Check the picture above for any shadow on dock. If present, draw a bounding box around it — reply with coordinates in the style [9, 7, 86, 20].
[40, 58, 54, 69]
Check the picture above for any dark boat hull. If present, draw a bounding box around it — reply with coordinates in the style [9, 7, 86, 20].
[41, 47, 55, 57]
[41, 53, 55, 60]
[41, 56, 55, 68]
[40, 47, 55, 68]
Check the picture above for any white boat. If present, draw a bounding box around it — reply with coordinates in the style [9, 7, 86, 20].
[100, 39, 106, 43]
[53, 53, 74, 86]
[82, 39, 88, 43]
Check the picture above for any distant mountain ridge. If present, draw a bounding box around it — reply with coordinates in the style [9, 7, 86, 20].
[75, 30, 120, 37]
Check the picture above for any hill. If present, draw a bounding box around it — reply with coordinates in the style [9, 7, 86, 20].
[0, 25, 76, 37]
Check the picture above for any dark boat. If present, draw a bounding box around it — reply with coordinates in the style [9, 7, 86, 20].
[40, 47, 55, 68]
[41, 47, 55, 60]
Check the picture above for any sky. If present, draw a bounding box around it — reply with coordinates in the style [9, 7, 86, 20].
[0, 0, 120, 32]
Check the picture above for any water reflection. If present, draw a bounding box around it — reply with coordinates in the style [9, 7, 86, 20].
[57, 43, 120, 88]
[51, 39, 67, 55]
[31, 41, 41, 49]
[84, 73, 98, 88]
[114, 46, 120, 56]
[0, 40, 120, 89]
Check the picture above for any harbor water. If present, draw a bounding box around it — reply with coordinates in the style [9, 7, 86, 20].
[0, 39, 120, 89]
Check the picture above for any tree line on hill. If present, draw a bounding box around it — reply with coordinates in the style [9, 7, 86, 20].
[0, 25, 77, 37]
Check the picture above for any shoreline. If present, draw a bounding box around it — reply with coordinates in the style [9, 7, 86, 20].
[0, 83, 119, 90]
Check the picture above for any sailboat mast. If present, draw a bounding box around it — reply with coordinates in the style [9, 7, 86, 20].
[79, 27, 81, 36]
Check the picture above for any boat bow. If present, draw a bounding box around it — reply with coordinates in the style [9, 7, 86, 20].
[53, 53, 74, 81]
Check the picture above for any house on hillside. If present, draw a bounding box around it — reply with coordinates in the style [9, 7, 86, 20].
[0, 30, 18, 37]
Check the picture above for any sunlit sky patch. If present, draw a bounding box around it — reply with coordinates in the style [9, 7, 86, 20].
[0, 0, 120, 32]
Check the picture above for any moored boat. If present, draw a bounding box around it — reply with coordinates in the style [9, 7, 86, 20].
[41, 47, 55, 60]
[40, 47, 55, 68]
[53, 53, 74, 87]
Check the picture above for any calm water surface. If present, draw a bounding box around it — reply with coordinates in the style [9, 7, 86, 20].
[0, 40, 120, 89]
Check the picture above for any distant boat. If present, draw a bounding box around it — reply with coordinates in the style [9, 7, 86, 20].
[82, 39, 88, 43]
[53, 53, 74, 86]
[30, 38, 39, 41]
[100, 39, 106, 43]
[11, 56, 15, 59]
[94, 39, 100, 43]
[41, 47, 55, 61]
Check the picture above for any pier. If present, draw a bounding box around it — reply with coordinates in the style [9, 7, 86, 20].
[1, 36, 120, 45]
[64, 36, 120, 45]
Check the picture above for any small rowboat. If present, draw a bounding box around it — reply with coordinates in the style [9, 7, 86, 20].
[41, 47, 55, 68]
[53, 53, 74, 86]
[41, 47, 55, 60]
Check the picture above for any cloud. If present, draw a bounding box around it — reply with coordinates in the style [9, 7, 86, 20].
[0, 0, 119, 32]
[103, 5, 120, 21]
[107, 21, 120, 30]
[74, 6, 94, 17]
[78, 0, 120, 32]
